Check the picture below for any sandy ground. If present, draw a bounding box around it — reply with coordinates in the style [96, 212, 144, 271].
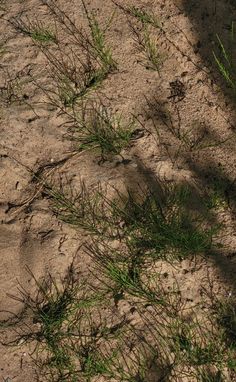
[0, 0, 236, 381]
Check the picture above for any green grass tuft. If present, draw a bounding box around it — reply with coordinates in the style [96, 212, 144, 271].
[31, 28, 57, 43]
[9, 17, 57, 44]
[114, 185, 215, 261]
[71, 103, 134, 158]
[125, 5, 160, 28]
[213, 22, 236, 91]
[131, 23, 163, 72]
[216, 298, 236, 349]
[81, 0, 117, 72]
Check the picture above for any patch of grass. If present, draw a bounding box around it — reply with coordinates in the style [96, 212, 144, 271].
[81, 349, 118, 380]
[4, 265, 80, 379]
[213, 22, 236, 91]
[12, 265, 81, 340]
[215, 297, 236, 349]
[131, 23, 163, 72]
[0, 43, 7, 56]
[4, 263, 117, 381]
[11, 1, 117, 108]
[47, 181, 215, 262]
[227, 355, 236, 373]
[141, 27, 163, 71]
[178, 123, 229, 152]
[203, 169, 232, 209]
[59, 66, 106, 107]
[15, 269, 167, 382]
[41, 48, 109, 108]
[71, 102, 135, 159]
[114, 2, 162, 72]
[115, 185, 215, 261]
[128, 6, 160, 28]
[3, 255, 234, 381]
[44, 181, 118, 237]
[58, 76, 81, 108]
[31, 28, 57, 43]
[130, 308, 234, 381]
[82, 0, 117, 72]
[113, 2, 160, 28]
[87, 243, 170, 306]
[199, 370, 224, 382]
[171, 318, 225, 370]
[9, 17, 57, 44]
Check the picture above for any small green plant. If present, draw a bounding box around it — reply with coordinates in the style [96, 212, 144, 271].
[71, 103, 134, 159]
[58, 67, 106, 107]
[203, 168, 232, 210]
[113, 2, 160, 28]
[131, 23, 163, 71]
[31, 26, 56, 43]
[142, 27, 162, 71]
[9, 17, 57, 44]
[58, 76, 80, 107]
[127, 6, 160, 28]
[213, 22, 236, 90]
[82, 0, 117, 72]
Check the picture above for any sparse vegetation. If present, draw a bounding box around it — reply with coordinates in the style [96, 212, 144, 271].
[115, 185, 214, 261]
[0, 43, 7, 56]
[117, 2, 163, 72]
[82, 0, 117, 72]
[44, 179, 217, 266]
[131, 23, 163, 71]
[31, 28, 56, 43]
[215, 297, 236, 349]
[10, 0, 116, 108]
[1, 1, 236, 382]
[70, 102, 135, 158]
[213, 22, 236, 91]
[113, 2, 160, 28]
[9, 17, 57, 44]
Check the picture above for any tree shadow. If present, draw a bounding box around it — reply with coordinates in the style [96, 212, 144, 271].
[122, 154, 236, 292]
[181, 0, 236, 109]
[140, 79, 236, 285]
[162, 0, 236, 290]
